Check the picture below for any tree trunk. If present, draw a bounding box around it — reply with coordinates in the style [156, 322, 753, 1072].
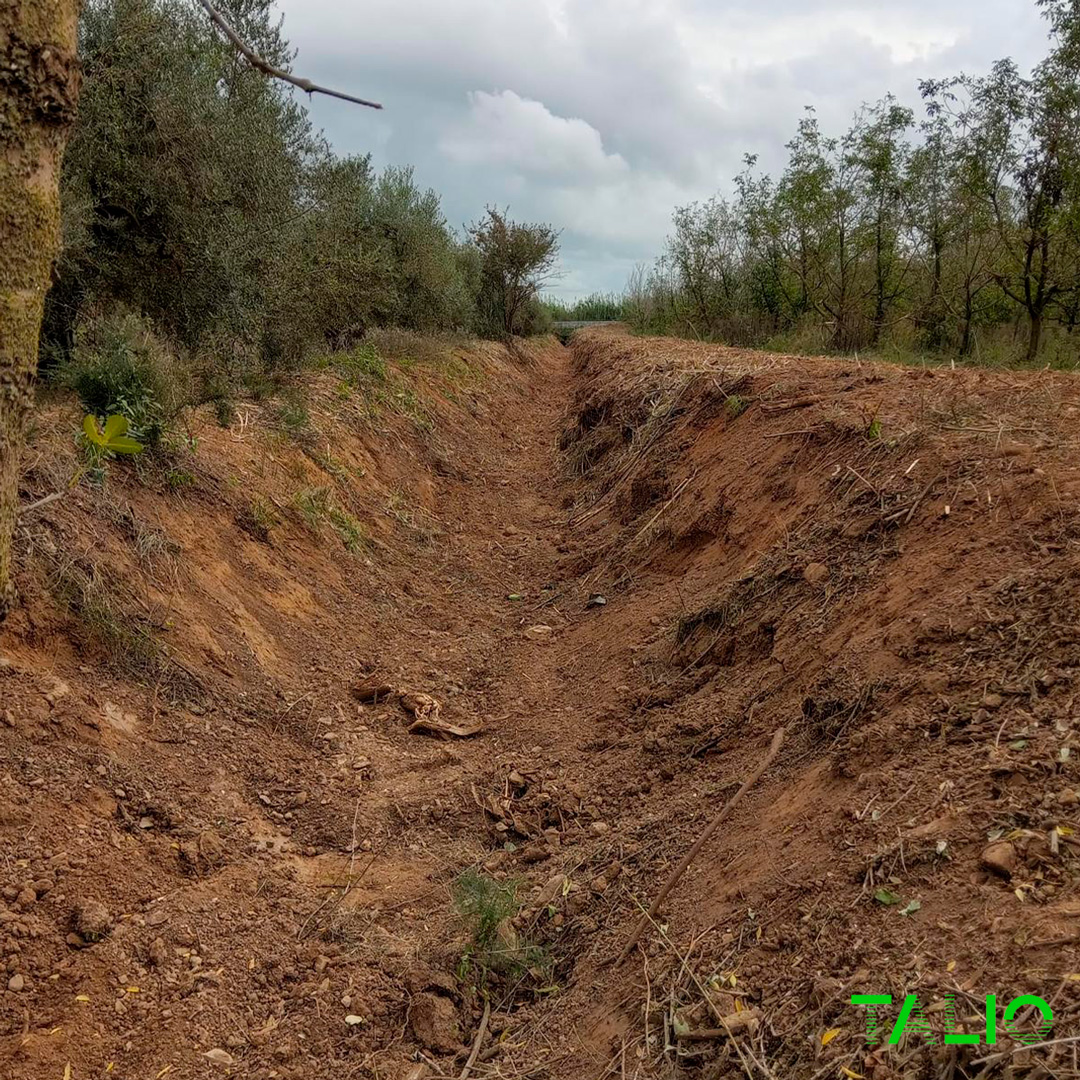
[1026, 308, 1043, 365]
[959, 287, 973, 358]
[0, 0, 81, 622]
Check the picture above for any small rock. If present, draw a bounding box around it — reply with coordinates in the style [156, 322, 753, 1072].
[982, 693, 1004, 710]
[7, 974, 24, 992]
[148, 937, 168, 967]
[203, 1049, 234, 1068]
[1058, 788, 1079, 807]
[43, 677, 70, 705]
[352, 680, 394, 704]
[803, 563, 829, 585]
[409, 992, 461, 1053]
[590, 821, 610, 835]
[14, 888, 36, 909]
[981, 841, 1017, 880]
[520, 840, 552, 864]
[920, 672, 949, 694]
[525, 625, 554, 642]
[73, 900, 113, 941]
[535, 874, 568, 908]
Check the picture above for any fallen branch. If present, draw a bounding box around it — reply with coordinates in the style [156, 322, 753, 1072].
[460, 999, 491, 1080]
[16, 489, 67, 518]
[679, 1010, 763, 1040]
[617, 725, 786, 964]
[197, 0, 383, 109]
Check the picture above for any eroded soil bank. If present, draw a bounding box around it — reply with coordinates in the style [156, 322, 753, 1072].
[2, 329, 1079, 1080]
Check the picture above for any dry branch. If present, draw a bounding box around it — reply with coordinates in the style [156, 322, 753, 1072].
[459, 999, 491, 1080]
[197, 0, 383, 109]
[617, 725, 786, 964]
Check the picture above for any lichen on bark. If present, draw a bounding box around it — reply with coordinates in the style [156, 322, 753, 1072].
[0, 0, 81, 620]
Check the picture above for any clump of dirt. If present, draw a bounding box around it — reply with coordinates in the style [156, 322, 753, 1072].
[3, 326, 1080, 1080]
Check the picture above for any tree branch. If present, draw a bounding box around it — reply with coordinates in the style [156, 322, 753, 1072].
[196, 0, 382, 110]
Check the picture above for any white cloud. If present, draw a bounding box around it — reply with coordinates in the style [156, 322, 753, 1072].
[277, 0, 1052, 298]
[440, 90, 629, 181]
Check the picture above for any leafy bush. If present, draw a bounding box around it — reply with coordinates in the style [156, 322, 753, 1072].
[57, 309, 185, 447]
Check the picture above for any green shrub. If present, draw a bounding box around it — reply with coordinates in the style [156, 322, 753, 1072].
[329, 342, 387, 384]
[57, 309, 185, 447]
[453, 870, 519, 955]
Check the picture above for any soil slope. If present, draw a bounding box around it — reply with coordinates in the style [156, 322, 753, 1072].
[2, 328, 1079, 1080]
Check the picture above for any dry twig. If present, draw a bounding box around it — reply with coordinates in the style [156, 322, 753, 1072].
[197, 0, 383, 109]
[617, 725, 786, 963]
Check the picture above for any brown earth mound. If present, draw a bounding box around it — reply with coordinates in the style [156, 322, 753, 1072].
[1, 328, 1078, 1080]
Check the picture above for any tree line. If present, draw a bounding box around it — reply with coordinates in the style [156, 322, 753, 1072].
[46, 0, 558, 382]
[626, 0, 1080, 366]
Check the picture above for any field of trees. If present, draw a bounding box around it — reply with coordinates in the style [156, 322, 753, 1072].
[625, 0, 1080, 368]
[43, 0, 559, 424]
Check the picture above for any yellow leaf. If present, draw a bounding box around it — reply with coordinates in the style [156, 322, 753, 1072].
[126, 987, 140, 993]
[106, 1065, 114, 1073]
[75, 995, 90, 1003]
[102, 415, 129, 442]
[1014, 888, 1026, 902]
[946, 960, 956, 972]
[734, 998, 744, 1013]
[1059, 825, 1074, 837]
[63, 1064, 71, 1080]
[248, 958, 255, 970]
[840, 1069, 865, 1079]
[156, 1067, 172, 1079]
[1066, 973, 1080, 982]
[821, 1027, 842, 1046]
[83, 415, 103, 446]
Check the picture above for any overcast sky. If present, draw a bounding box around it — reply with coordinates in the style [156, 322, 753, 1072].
[277, 0, 1052, 299]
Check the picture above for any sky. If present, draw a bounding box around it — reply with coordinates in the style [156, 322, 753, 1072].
[277, 0, 1053, 300]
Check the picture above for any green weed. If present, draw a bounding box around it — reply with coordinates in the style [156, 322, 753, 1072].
[725, 394, 748, 419]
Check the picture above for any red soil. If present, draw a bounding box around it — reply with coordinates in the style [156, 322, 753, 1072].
[2, 328, 1079, 1080]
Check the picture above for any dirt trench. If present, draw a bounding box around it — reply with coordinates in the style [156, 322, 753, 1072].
[3, 329, 1080, 1080]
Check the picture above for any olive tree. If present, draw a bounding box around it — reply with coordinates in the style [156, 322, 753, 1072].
[0, 0, 379, 622]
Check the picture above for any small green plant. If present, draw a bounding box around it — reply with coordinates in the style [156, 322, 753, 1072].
[328, 506, 368, 553]
[724, 394, 748, 419]
[452, 871, 553, 986]
[239, 496, 278, 542]
[276, 396, 311, 437]
[294, 485, 333, 531]
[866, 417, 883, 441]
[331, 342, 387, 385]
[82, 414, 144, 457]
[453, 870, 519, 958]
[293, 487, 369, 553]
[165, 467, 196, 493]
